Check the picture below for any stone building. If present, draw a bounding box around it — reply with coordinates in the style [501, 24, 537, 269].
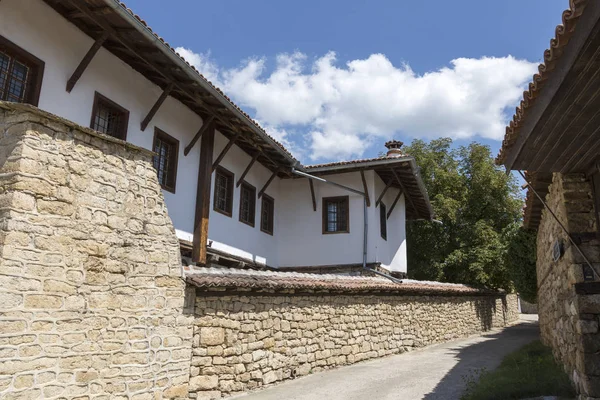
[497, 1, 600, 398]
[0, 0, 433, 278]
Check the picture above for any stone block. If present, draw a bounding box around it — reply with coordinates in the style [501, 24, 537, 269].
[189, 375, 219, 391]
[200, 327, 225, 346]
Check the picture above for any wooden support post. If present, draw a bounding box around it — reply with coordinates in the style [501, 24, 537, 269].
[66, 32, 109, 93]
[258, 169, 279, 199]
[387, 188, 403, 219]
[309, 179, 317, 212]
[212, 132, 240, 171]
[375, 179, 393, 207]
[140, 82, 174, 131]
[237, 152, 260, 187]
[184, 116, 214, 156]
[192, 124, 215, 264]
[360, 171, 370, 207]
[390, 168, 419, 214]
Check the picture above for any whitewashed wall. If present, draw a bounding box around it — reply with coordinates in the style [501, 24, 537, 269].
[207, 132, 281, 267]
[0, 0, 407, 271]
[277, 171, 406, 272]
[373, 173, 407, 272]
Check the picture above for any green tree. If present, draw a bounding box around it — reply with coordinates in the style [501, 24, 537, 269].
[503, 224, 537, 303]
[405, 138, 523, 291]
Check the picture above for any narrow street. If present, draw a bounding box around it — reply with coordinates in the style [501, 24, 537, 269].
[232, 316, 539, 400]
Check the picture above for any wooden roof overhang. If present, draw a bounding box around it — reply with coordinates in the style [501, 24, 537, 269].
[496, 1, 600, 230]
[304, 157, 434, 220]
[43, 0, 297, 177]
[498, 0, 600, 174]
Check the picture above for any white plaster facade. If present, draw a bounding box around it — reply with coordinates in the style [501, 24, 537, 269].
[0, 0, 420, 273]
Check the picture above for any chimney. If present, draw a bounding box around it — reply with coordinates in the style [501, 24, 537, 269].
[384, 140, 404, 157]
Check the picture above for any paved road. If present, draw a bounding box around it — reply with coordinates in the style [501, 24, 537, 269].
[231, 316, 539, 400]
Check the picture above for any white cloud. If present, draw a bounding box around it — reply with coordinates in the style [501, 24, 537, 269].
[178, 48, 537, 161]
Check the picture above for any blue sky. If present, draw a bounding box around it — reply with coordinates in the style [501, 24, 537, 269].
[125, 0, 566, 163]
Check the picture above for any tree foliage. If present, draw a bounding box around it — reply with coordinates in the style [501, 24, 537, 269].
[503, 224, 537, 303]
[405, 138, 525, 291]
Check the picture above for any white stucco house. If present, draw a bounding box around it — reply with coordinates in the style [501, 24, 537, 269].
[0, 0, 433, 277]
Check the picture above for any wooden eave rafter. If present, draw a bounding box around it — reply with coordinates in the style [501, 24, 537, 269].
[48, 0, 294, 174]
[387, 187, 403, 220]
[309, 179, 317, 212]
[66, 31, 110, 93]
[360, 171, 370, 207]
[375, 178, 393, 207]
[212, 132, 241, 171]
[140, 82, 174, 131]
[390, 167, 419, 216]
[237, 152, 260, 187]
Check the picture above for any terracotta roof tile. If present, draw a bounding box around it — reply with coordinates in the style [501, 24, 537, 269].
[497, 0, 588, 164]
[305, 155, 407, 169]
[186, 267, 500, 296]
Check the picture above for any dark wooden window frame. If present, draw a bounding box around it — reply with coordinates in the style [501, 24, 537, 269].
[152, 127, 179, 194]
[90, 91, 129, 140]
[213, 166, 234, 217]
[380, 202, 387, 241]
[261, 194, 275, 235]
[322, 196, 350, 234]
[0, 35, 45, 106]
[239, 180, 256, 227]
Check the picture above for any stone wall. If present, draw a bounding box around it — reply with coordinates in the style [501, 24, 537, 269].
[0, 103, 193, 399]
[536, 173, 600, 399]
[190, 290, 518, 399]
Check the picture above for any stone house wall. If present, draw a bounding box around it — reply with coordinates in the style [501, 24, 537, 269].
[190, 291, 518, 399]
[0, 103, 193, 399]
[536, 173, 600, 399]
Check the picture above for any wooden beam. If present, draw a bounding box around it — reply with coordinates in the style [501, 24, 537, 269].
[67, 6, 112, 19]
[184, 116, 214, 156]
[258, 169, 279, 199]
[212, 132, 241, 171]
[503, 0, 600, 171]
[387, 188, 403, 220]
[360, 171, 370, 207]
[375, 179, 393, 207]
[390, 168, 419, 215]
[309, 179, 317, 212]
[237, 152, 260, 187]
[140, 82, 174, 131]
[66, 32, 109, 93]
[65, 0, 291, 174]
[192, 124, 216, 264]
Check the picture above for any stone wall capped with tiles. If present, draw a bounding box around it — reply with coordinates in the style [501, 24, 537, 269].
[0, 102, 193, 399]
[536, 173, 600, 399]
[188, 269, 519, 399]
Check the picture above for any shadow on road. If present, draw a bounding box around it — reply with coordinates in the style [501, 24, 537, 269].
[422, 320, 540, 400]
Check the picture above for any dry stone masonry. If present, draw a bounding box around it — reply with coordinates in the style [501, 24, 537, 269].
[189, 284, 518, 399]
[0, 102, 193, 399]
[536, 173, 600, 399]
[0, 102, 521, 400]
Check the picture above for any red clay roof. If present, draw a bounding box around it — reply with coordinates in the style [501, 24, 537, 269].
[186, 267, 500, 296]
[496, 0, 587, 165]
[305, 155, 408, 169]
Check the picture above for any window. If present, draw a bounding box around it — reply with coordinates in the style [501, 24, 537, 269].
[90, 92, 129, 140]
[323, 196, 349, 234]
[261, 194, 274, 235]
[239, 181, 256, 227]
[213, 166, 234, 216]
[380, 202, 387, 240]
[0, 35, 44, 106]
[153, 128, 179, 193]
